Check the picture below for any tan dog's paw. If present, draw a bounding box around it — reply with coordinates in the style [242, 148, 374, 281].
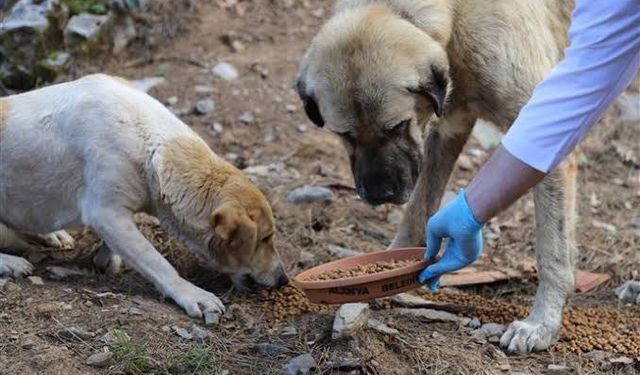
[171, 282, 226, 318]
[93, 244, 122, 275]
[35, 230, 76, 250]
[0, 253, 34, 278]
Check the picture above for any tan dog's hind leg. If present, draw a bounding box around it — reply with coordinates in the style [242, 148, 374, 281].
[390, 110, 476, 248]
[501, 153, 578, 353]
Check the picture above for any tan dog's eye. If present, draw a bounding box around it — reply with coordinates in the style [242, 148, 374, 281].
[386, 119, 411, 136]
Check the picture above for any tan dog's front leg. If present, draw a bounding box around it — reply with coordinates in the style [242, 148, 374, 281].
[86, 209, 225, 318]
[390, 111, 475, 248]
[501, 154, 577, 353]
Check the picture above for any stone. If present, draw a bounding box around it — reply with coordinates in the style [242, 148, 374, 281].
[468, 317, 482, 329]
[238, 111, 255, 124]
[609, 356, 633, 366]
[386, 209, 404, 225]
[166, 96, 179, 106]
[393, 308, 471, 325]
[65, 13, 109, 48]
[457, 154, 474, 170]
[129, 77, 165, 93]
[282, 353, 317, 375]
[40, 51, 71, 71]
[211, 122, 224, 133]
[21, 338, 35, 349]
[327, 245, 361, 258]
[473, 323, 506, 340]
[287, 185, 333, 204]
[128, 306, 143, 315]
[254, 342, 290, 356]
[280, 326, 298, 337]
[212, 62, 239, 80]
[285, 104, 297, 113]
[58, 327, 95, 341]
[28, 276, 44, 285]
[297, 124, 308, 133]
[471, 119, 504, 149]
[390, 293, 433, 308]
[46, 266, 89, 280]
[547, 364, 576, 375]
[172, 325, 193, 340]
[86, 351, 114, 368]
[615, 280, 640, 304]
[0, 0, 54, 33]
[195, 99, 216, 115]
[204, 312, 221, 327]
[194, 85, 215, 94]
[332, 303, 370, 340]
[367, 319, 399, 336]
[190, 325, 210, 342]
[583, 350, 609, 361]
[112, 15, 136, 54]
[0, 279, 8, 289]
[298, 251, 315, 267]
[431, 331, 440, 339]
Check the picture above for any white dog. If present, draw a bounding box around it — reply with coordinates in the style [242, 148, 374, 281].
[0, 74, 288, 318]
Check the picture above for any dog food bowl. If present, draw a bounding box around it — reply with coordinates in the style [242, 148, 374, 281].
[293, 247, 433, 304]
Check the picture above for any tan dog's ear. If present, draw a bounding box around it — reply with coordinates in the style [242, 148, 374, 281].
[410, 66, 450, 117]
[212, 203, 257, 252]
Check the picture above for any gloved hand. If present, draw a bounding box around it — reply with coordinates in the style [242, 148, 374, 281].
[419, 189, 484, 292]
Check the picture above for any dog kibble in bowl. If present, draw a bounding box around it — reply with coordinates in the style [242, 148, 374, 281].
[309, 259, 422, 281]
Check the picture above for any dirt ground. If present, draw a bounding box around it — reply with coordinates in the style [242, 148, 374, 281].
[1, 1, 639, 374]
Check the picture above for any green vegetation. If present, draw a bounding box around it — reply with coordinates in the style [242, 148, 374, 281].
[168, 346, 217, 375]
[61, 0, 108, 15]
[109, 328, 153, 375]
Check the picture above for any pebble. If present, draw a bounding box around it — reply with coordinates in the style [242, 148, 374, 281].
[609, 356, 633, 366]
[212, 62, 239, 80]
[21, 338, 35, 349]
[367, 319, 399, 336]
[297, 124, 308, 133]
[327, 245, 361, 258]
[86, 351, 114, 368]
[128, 306, 143, 316]
[211, 122, 224, 133]
[58, 326, 95, 341]
[195, 99, 216, 115]
[238, 111, 255, 124]
[468, 317, 482, 329]
[282, 353, 317, 375]
[254, 342, 290, 356]
[190, 324, 210, 342]
[473, 323, 506, 340]
[46, 266, 89, 280]
[287, 185, 333, 204]
[332, 303, 370, 340]
[285, 104, 297, 113]
[166, 96, 178, 105]
[297, 250, 315, 267]
[280, 326, 298, 337]
[204, 312, 221, 327]
[393, 308, 471, 326]
[0, 279, 8, 289]
[386, 208, 404, 225]
[547, 364, 576, 375]
[172, 325, 193, 340]
[194, 85, 215, 94]
[65, 13, 109, 47]
[431, 331, 441, 339]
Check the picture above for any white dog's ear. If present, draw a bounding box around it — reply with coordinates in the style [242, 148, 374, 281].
[409, 66, 451, 118]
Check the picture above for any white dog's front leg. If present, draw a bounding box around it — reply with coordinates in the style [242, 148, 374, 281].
[86, 209, 225, 318]
[0, 253, 34, 278]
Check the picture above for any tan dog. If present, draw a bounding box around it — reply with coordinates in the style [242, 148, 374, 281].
[0, 74, 288, 318]
[296, 0, 578, 353]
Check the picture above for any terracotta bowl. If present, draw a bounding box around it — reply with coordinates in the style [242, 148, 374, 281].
[293, 247, 433, 304]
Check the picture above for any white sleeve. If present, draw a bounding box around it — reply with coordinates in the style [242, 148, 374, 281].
[501, 0, 640, 173]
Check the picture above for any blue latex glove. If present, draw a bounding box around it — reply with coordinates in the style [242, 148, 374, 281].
[419, 189, 484, 292]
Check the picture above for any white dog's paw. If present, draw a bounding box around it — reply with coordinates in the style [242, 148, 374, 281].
[93, 244, 122, 275]
[172, 282, 226, 318]
[0, 253, 34, 278]
[615, 280, 640, 304]
[500, 319, 559, 354]
[36, 230, 76, 250]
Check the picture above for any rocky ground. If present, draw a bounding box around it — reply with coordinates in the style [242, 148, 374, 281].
[1, 1, 639, 374]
